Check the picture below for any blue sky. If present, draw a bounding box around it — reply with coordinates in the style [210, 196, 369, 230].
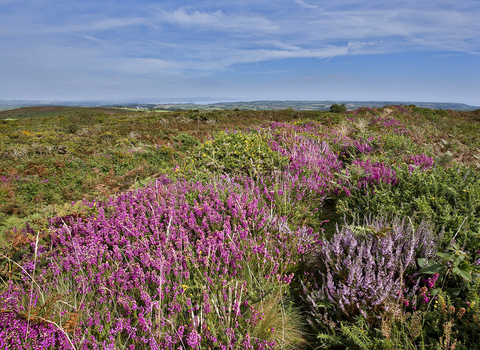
[1, 0, 479, 105]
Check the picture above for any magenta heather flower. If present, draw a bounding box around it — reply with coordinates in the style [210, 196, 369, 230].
[427, 273, 439, 288]
[0, 283, 74, 349]
[370, 116, 409, 135]
[351, 159, 397, 188]
[186, 331, 201, 349]
[404, 154, 434, 172]
[2, 173, 317, 349]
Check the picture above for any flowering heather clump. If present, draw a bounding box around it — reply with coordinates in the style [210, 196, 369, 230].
[267, 122, 358, 191]
[269, 134, 344, 197]
[370, 116, 410, 135]
[352, 138, 375, 154]
[304, 217, 438, 328]
[267, 121, 346, 148]
[0, 283, 74, 349]
[404, 154, 434, 171]
[1, 175, 315, 349]
[0, 311, 71, 349]
[351, 159, 397, 188]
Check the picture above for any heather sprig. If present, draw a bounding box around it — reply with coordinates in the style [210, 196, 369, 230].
[349, 159, 397, 188]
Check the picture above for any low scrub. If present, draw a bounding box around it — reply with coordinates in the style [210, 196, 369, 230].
[2, 106, 480, 349]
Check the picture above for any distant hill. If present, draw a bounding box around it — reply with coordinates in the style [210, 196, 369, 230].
[150, 100, 479, 112]
[0, 99, 478, 115]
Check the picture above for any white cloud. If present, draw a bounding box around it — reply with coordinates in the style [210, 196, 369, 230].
[273, 6, 480, 54]
[293, 0, 319, 9]
[156, 8, 278, 33]
[174, 44, 351, 72]
[0, 17, 149, 36]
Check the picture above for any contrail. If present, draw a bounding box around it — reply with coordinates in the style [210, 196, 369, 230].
[323, 56, 334, 64]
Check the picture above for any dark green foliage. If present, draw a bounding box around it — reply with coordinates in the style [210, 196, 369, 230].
[330, 103, 347, 113]
[410, 105, 452, 123]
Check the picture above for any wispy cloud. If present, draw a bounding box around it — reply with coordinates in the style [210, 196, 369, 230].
[156, 8, 278, 33]
[98, 57, 181, 75]
[57, 17, 149, 34]
[293, 0, 319, 10]
[0, 16, 149, 36]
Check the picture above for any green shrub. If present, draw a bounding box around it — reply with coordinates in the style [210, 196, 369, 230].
[61, 108, 101, 134]
[146, 144, 177, 164]
[382, 133, 419, 157]
[185, 130, 288, 177]
[330, 103, 347, 113]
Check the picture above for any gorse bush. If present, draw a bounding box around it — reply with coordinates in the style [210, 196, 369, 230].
[186, 130, 289, 177]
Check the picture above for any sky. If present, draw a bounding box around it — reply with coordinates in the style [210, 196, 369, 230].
[1, 0, 479, 105]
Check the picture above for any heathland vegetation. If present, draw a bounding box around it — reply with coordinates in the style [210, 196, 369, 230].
[1, 105, 480, 349]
